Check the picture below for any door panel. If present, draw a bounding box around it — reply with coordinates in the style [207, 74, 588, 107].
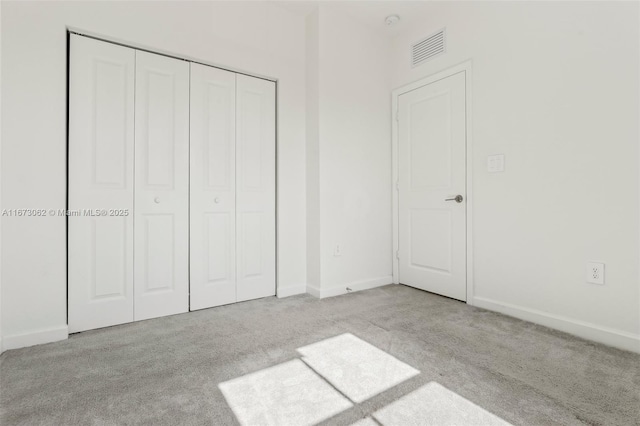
[141, 214, 175, 291]
[398, 71, 466, 301]
[134, 51, 189, 320]
[68, 35, 135, 332]
[92, 218, 129, 298]
[236, 75, 276, 302]
[190, 63, 237, 310]
[410, 209, 452, 272]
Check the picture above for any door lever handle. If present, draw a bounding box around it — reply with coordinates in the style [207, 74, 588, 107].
[445, 195, 464, 203]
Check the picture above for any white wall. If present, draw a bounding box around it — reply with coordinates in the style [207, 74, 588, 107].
[391, 1, 640, 351]
[306, 10, 322, 291]
[0, 1, 307, 349]
[0, 0, 3, 353]
[306, 5, 393, 298]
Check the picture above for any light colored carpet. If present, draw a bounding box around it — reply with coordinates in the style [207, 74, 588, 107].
[1, 284, 639, 425]
[349, 418, 378, 426]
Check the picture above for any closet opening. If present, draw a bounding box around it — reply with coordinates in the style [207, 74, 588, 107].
[66, 31, 278, 333]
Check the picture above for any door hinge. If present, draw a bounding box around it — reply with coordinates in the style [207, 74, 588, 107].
[395, 180, 399, 191]
[396, 250, 400, 259]
[395, 109, 399, 122]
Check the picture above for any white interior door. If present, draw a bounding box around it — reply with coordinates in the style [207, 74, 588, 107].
[68, 35, 135, 332]
[398, 71, 467, 301]
[133, 51, 190, 320]
[189, 63, 237, 310]
[235, 75, 276, 302]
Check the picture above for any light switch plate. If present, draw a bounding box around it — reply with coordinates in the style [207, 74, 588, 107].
[487, 154, 505, 173]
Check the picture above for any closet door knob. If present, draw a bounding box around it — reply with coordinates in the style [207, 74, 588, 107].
[154, 197, 160, 204]
[214, 197, 221, 204]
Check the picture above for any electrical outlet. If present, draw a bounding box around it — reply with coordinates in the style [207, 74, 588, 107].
[333, 245, 341, 257]
[586, 262, 605, 285]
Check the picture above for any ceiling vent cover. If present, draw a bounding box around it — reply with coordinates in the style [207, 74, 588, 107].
[411, 28, 446, 67]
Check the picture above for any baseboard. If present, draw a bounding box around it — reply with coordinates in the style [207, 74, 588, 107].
[472, 296, 640, 354]
[308, 276, 393, 299]
[307, 284, 321, 298]
[2, 325, 69, 351]
[277, 285, 307, 298]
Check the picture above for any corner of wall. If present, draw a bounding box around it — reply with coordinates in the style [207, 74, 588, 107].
[306, 284, 321, 298]
[312, 4, 394, 295]
[305, 7, 322, 291]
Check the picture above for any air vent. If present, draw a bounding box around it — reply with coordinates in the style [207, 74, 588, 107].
[411, 28, 446, 67]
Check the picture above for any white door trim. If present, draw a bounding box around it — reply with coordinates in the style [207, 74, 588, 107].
[391, 60, 474, 305]
[66, 26, 277, 83]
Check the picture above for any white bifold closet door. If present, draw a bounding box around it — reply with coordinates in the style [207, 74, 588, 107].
[190, 66, 276, 310]
[133, 51, 190, 321]
[235, 75, 276, 302]
[189, 64, 237, 309]
[69, 35, 189, 332]
[70, 34, 275, 330]
[69, 35, 135, 332]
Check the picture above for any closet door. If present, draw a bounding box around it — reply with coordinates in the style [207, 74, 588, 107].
[189, 63, 237, 310]
[68, 35, 135, 332]
[236, 75, 276, 302]
[134, 51, 190, 320]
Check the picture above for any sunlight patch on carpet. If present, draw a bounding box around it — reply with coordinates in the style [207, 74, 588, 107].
[219, 359, 352, 426]
[297, 333, 420, 403]
[372, 382, 512, 426]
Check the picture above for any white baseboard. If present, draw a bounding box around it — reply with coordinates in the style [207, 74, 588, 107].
[472, 296, 640, 354]
[277, 285, 307, 298]
[307, 284, 321, 298]
[2, 325, 69, 351]
[307, 276, 393, 299]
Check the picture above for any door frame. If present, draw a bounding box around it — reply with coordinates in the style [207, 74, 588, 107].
[391, 60, 474, 305]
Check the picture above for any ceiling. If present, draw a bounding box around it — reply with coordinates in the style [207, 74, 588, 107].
[271, 1, 442, 38]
